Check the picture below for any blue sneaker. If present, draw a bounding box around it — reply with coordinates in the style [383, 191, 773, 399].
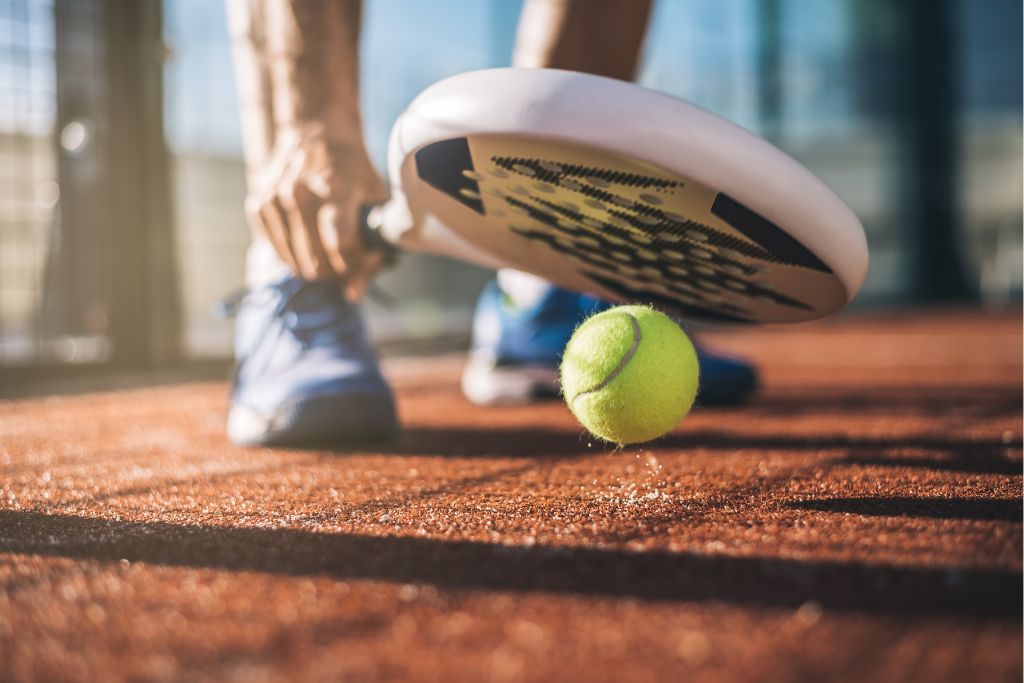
[461, 280, 605, 405]
[225, 276, 398, 446]
[461, 279, 758, 407]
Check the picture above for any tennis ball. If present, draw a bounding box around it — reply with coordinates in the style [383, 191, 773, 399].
[560, 305, 699, 445]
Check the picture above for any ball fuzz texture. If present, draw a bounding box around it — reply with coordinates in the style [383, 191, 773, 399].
[560, 305, 699, 445]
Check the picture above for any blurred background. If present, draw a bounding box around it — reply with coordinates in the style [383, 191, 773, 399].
[0, 0, 1020, 388]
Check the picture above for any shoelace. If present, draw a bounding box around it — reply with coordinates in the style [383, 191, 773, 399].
[216, 277, 362, 357]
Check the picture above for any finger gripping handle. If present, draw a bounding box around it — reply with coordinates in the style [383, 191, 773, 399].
[359, 204, 399, 266]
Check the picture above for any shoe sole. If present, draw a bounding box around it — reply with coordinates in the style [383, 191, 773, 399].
[461, 356, 561, 406]
[228, 392, 398, 447]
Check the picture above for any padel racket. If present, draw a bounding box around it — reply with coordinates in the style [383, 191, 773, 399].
[363, 68, 868, 324]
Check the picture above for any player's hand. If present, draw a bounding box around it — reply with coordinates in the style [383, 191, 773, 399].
[246, 123, 388, 300]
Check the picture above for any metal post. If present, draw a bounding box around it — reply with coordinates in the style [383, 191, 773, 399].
[899, 0, 971, 301]
[102, 0, 180, 367]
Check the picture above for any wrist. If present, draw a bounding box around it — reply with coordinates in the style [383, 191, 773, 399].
[275, 115, 364, 147]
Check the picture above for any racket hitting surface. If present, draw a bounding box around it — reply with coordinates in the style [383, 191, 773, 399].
[361, 68, 868, 325]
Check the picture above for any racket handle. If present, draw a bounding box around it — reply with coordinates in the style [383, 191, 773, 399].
[359, 204, 399, 265]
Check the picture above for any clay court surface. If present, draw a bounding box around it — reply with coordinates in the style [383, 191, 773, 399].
[0, 309, 1020, 682]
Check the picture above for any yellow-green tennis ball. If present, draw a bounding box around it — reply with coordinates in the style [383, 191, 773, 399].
[560, 305, 699, 445]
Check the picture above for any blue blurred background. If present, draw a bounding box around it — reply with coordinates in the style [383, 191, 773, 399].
[0, 0, 1020, 379]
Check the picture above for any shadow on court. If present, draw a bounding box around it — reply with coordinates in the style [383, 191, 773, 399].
[2, 510, 1019, 620]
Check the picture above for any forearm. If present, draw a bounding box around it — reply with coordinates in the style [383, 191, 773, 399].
[227, 0, 365, 187]
[225, 0, 384, 286]
[263, 0, 364, 140]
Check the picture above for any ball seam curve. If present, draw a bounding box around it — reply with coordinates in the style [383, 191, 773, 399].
[569, 312, 642, 409]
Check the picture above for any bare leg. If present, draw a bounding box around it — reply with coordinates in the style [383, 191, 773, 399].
[513, 0, 653, 79]
[227, 0, 289, 287]
[227, 0, 276, 186]
[501, 0, 653, 305]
